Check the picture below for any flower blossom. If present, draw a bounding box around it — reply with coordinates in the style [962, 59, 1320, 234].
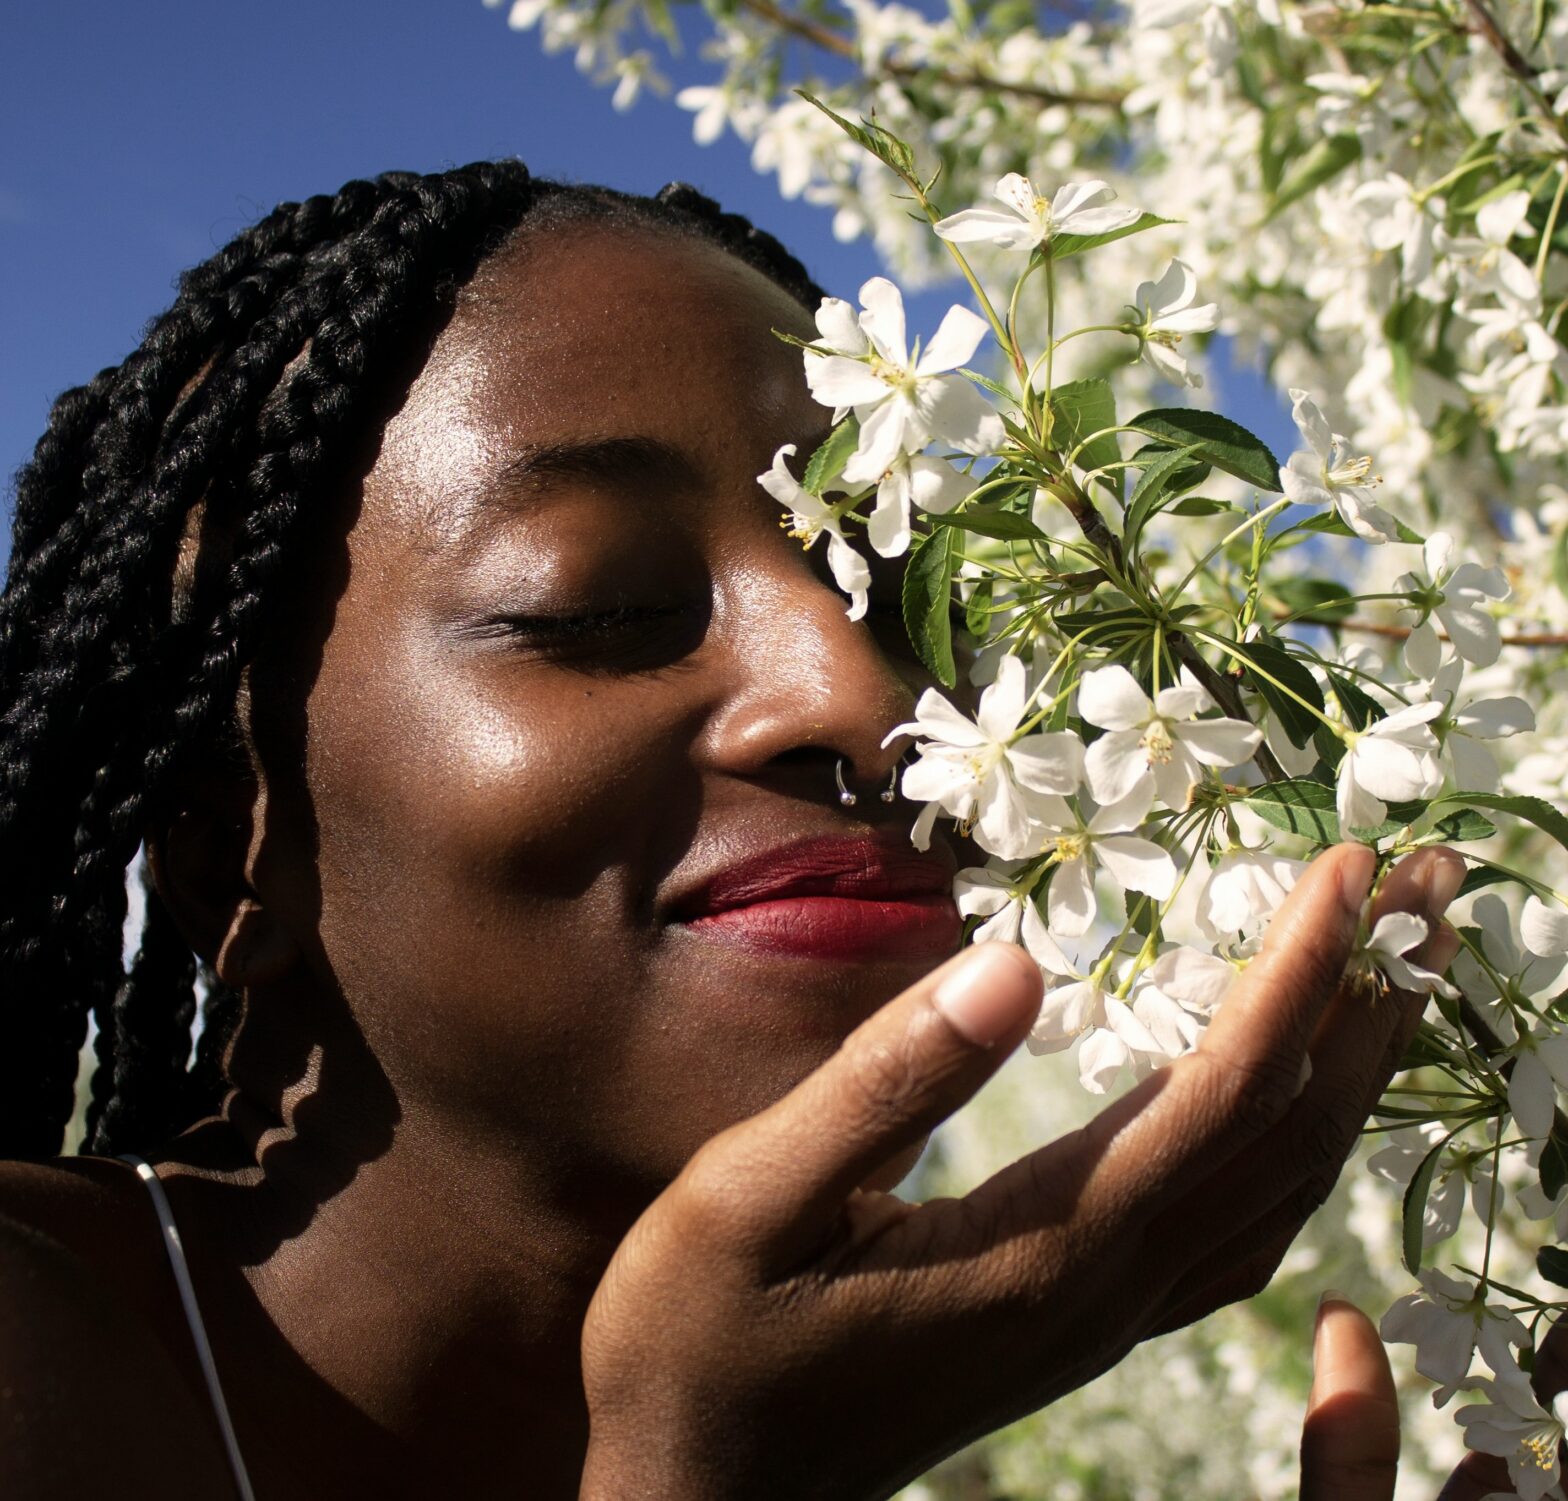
[757, 444, 870, 620]
[1455, 1366, 1568, 1501]
[1037, 782, 1179, 936]
[933, 174, 1141, 253]
[953, 860, 1073, 974]
[1412, 650, 1535, 794]
[1350, 911, 1458, 998]
[1078, 664, 1260, 809]
[1523, 895, 1568, 959]
[1380, 1267, 1530, 1400]
[803, 278, 1003, 485]
[1368, 1123, 1497, 1249]
[1505, 1016, 1568, 1142]
[1334, 698, 1444, 832]
[1280, 388, 1399, 543]
[1026, 961, 1168, 1094]
[889, 653, 1083, 857]
[1129, 259, 1218, 387]
[1196, 847, 1305, 940]
[1396, 530, 1510, 667]
[864, 452, 972, 559]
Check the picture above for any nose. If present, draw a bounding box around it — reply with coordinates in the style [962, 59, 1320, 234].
[698, 559, 921, 801]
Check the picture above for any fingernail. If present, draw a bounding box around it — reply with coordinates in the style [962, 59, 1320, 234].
[932, 944, 1040, 1048]
[1424, 923, 1461, 976]
[1318, 1287, 1353, 1312]
[1338, 843, 1376, 918]
[1421, 851, 1466, 916]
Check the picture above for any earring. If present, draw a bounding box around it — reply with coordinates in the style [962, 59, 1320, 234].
[880, 766, 898, 804]
[834, 758, 857, 807]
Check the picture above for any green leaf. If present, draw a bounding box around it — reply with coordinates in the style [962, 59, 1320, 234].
[902, 527, 957, 688]
[1270, 133, 1363, 217]
[1124, 443, 1204, 551]
[1538, 1245, 1568, 1290]
[1290, 510, 1425, 545]
[802, 415, 861, 496]
[1241, 780, 1341, 844]
[1229, 637, 1325, 749]
[928, 507, 1045, 540]
[1050, 377, 1121, 497]
[1129, 409, 1281, 493]
[1168, 495, 1237, 516]
[1048, 211, 1179, 262]
[965, 578, 994, 637]
[1323, 669, 1384, 733]
[1402, 1128, 1455, 1274]
[796, 91, 917, 183]
[1430, 808, 1499, 843]
[1544, 1124, 1568, 1199]
[1052, 606, 1155, 652]
[1435, 792, 1568, 859]
[1273, 577, 1356, 625]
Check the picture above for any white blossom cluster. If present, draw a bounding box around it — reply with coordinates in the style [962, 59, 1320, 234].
[482, 0, 1568, 1483]
[752, 157, 1568, 1493]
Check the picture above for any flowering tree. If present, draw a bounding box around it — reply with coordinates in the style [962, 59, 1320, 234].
[490, 0, 1568, 1493]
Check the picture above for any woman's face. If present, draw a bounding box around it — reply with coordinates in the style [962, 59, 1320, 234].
[242, 225, 959, 1203]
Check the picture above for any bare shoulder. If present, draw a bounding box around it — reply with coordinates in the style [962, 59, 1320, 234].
[0, 1162, 235, 1498]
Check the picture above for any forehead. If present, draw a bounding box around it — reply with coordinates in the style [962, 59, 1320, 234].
[363, 224, 822, 546]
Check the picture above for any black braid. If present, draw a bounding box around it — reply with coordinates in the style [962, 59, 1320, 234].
[1, 159, 823, 1160]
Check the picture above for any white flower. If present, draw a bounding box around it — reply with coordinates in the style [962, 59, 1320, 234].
[756, 444, 870, 620]
[1130, 260, 1218, 387]
[1351, 911, 1459, 998]
[1523, 895, 1568, 959]
[1196, 847, 1305, 940]
[1368, 1123, 1498, 1249]
[1078, 664, 1261, 809]
[1439, 190, 1541, 312]
[1414, 652, 1535, 793]
[865, 452, 972, 559]
[1397, 532, 1511, 668]
[1026, 964, 1170, 1094]
[1505, 1017, 1568, 1142]
[1455, 1365, 1568, 1501]
[1351, 172, 1441, 286]
[953, 860, 1074, 974]
[889, 654, 1084, 857]
[1380, 1268, 1530, 1399]
[933, 174, 1141, 253]
[1335, 699, 1444, 832]
[1037, 782, 1179, 936]
[1280, 388, 1399, 543]
[804, 278, 1004, 482]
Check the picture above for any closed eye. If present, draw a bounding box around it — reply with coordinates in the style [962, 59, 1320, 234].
[477, 603, 706, 672]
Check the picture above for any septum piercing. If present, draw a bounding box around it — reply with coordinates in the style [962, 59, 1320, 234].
[835, 758, 899, 807]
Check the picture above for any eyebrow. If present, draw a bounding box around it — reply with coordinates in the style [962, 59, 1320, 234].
[476, 434, 704, 512]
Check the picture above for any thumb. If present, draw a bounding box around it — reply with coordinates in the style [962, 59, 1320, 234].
[677, 941, 1042, 1273]
[1300, 1293, 1400, 1501]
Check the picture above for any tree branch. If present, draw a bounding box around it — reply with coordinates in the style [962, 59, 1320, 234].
[738, 0, 1126, 111]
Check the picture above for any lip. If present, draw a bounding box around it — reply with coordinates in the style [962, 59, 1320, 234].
[671, 834, 962, 962]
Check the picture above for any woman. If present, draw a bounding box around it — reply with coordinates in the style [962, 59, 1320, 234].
[0, 158, 1482, 1498]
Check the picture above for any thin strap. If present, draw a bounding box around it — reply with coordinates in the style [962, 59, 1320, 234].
[120, 1155, 257, 1501]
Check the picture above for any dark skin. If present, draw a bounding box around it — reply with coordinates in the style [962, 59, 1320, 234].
[0, 224, 1496, 1499]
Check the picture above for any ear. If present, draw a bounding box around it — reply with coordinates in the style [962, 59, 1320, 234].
[144, 773, 300, 988]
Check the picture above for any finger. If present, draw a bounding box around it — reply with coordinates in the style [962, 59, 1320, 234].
[1300, 1294, 1400, 1501]
[1145, 846, 1467, 1266]
[1434, 1452, 1512, 1501]
[1533, 1316, 1568, 1404]
[671, 942, 1042, 1272]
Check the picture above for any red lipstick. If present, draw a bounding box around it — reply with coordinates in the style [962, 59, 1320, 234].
[672, 835, 961, 962]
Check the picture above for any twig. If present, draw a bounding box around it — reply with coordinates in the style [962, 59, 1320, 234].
[738, 0, 1126, 111]
[1312, 615, 1568, 648]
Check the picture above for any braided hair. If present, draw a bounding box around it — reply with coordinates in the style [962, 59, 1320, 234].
[1, 160, 824, 1162]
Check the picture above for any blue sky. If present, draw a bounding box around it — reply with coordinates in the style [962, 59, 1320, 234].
[3, 0, 1294, 563]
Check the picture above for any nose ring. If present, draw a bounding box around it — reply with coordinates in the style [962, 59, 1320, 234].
[834, 758, 900, 807]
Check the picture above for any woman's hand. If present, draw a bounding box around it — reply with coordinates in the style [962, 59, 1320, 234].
[578, 842, 1464, 1501]
[1301, 1294, 1401, 1501]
